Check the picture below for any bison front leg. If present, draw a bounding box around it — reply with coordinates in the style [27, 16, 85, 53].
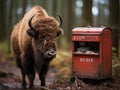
[39, 63, 49, 86]
[21, 53, 35, 89]
[28, 70, 35, 88]
[20, 68, 27, 89]
[20, 55, 27, 89]
[26, 56, 35, 88]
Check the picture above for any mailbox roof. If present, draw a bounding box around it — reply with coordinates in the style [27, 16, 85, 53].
[72, 27, 110, 34]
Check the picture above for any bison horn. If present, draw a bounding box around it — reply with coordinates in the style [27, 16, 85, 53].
[58, 15, 63, 27]
[28, 15, 36, 30]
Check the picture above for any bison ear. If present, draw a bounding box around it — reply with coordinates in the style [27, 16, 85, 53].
[26, 29, 37, 37]
[56, 28, 64, 37]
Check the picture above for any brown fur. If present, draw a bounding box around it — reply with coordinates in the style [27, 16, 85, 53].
[10, 6, 63, 88]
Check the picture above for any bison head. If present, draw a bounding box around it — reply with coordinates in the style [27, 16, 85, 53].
[26, 15, 63, 60]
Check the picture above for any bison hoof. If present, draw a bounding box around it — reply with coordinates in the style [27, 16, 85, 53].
[22, 85, 26, 90]
[29, 84, 34, 89]
[22, 82, 27, 89]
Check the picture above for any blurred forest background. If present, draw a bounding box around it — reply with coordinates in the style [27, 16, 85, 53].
[0, 0, 119, 57]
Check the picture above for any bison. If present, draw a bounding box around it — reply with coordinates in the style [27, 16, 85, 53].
[10, 6, 63, 88]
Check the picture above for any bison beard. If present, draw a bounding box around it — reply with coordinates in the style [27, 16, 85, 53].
[10, 6, 63, 89]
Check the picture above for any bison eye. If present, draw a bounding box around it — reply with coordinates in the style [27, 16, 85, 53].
[46, 37, 50, 41]
[38, 35, 46, 41]
[38, 35, 42, 39]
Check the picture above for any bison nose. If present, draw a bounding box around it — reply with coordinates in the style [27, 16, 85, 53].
[48, 51, 56, 58]
[46, 49, 56, 58]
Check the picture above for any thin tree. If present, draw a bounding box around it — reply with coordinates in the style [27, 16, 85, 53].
[82, 0, 92, 26]
[109, 0, 119, 56]
[0, 0, 6, 41]
[22, 0, 27, 17]
[7, 0, 14, 53]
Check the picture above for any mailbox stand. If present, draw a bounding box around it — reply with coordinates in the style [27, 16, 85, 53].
[72, 27, 112, 79]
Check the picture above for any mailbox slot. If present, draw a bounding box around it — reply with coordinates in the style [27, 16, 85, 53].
[74, 41, 99, 55]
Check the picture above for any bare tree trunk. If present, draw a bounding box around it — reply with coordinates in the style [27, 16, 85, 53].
[109, 0, 119, 56]
[119, 0, 120, 57]
[67, 0, 74, 41]
[7, 0, 14, 53]
[39, 0, 47, 10]
[82, 0, 92, 26]
[0, 0, 6, 41]
[22, 0, 27, 17]
[46, 0, 54, 16]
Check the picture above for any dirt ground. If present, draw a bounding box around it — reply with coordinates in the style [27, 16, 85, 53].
[0, 59, 58, 90]
[49, 77, 120, 90]
[0, 60, 120, 90]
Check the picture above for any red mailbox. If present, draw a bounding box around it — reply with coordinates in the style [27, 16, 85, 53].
[72, 27, 112, 79]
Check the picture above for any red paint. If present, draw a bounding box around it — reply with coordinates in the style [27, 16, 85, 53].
[72, 27, 112, 79]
